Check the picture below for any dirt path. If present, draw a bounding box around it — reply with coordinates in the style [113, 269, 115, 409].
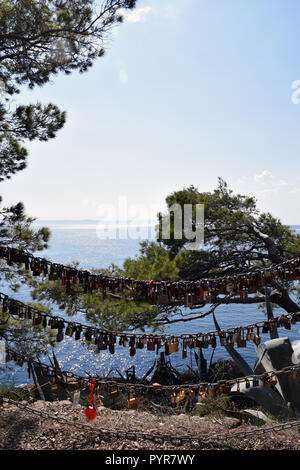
[1, 399, 300, 450]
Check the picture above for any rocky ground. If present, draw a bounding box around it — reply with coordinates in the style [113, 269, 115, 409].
[1, 399, 300, 450]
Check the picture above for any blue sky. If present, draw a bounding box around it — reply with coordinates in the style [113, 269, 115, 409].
[1, 0, 300, 223]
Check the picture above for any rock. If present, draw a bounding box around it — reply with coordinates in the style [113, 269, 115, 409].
[243, 409, 273, 425]
[31, 400, 47, 410]
[191, 416, 205, 422]
[72, 391, 80, 406]
[223, 417, 241, 429]
[232, 338, 300, 419]
[57, 400, 72, 406]
[292, 340, 300, 364]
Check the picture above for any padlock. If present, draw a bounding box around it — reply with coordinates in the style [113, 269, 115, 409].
[233, 330, 240, 345]
[66, 280, 72, 294]
[42, 316, 47, 328]
[32, 314, 42, 326]
[65, 323, 74, 337]
[119, 335, 128, 348]
[50, 318, 58, 329]
[249, 328, 256, 341]
[48, 267, 56, 281]
[226, 283, 234, 293]
[127, 397, 138, 410]
[95, 387, 101, 408]
[56, 330, 64, 343]
[241, 287, 248, 299]
[109, 338, 115, 354]
[109, 389, 119, 399]
[227, 334, 234, 347]
[5, 353, 11, 363]
[262, 322, 269, 334]
[25, 307, 32, 320]
[291, 314, 298, 325]
[239, 329, 247, 348]
[157, 293, 169, 305]
[171, 392, 177, 405]
[97, 333, 107, 351]
[147, 339, 155, 351]
[75, 326, 82, 341]
[85, 328, 92, 341]
[269, 375, 278, 386]
[255, 327, 261, 345]
[219, 334, 227, 347]
[9, 302, 19, 317]
[168, 341, 179, 354]
[85, 405, 97, 421]
[2, 299, 8, 313]
[291, 268, 300, 280]
[182, 342, 187, 359]
[203, 290, 209, 301]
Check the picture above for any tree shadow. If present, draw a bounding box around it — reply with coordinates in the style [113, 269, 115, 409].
[1, 411, 39, 450]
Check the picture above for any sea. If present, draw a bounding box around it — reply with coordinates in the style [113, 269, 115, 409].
[1, 221, 300, 387]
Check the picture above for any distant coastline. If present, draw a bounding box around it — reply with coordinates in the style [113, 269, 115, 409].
[32, 220, 300, 230]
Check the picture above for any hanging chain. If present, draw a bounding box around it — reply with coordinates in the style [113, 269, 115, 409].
[1, 397, 300, 444]
[5, 345, 300, 395]
[1, 244, 300, 307]
[2, 291, 300, 344]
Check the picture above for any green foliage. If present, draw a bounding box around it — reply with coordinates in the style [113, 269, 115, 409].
[190, 395, 232, 418]
[0, 303, 56, 356]
[0, 198, 50, 251]
[157, 178, 300, 279]
[0, 382, 31, 401]
[100, 388, 127, 410]
[0, 0, 137, 180]
[0, 0, 138, 347]
[0, 103, 66, 181]
[30, 179, 300, 331]
[30, 270, 164, 332]
[0, 197, 51, 292]
[208, 359, 244, 382]
[123, 241, 179, 281]
[0, 0, 136, 92]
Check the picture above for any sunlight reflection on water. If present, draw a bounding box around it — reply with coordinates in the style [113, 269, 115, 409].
[1, 223, 300, 386]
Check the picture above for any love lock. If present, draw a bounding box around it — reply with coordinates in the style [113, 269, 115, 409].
[85, 405, 97, 421]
